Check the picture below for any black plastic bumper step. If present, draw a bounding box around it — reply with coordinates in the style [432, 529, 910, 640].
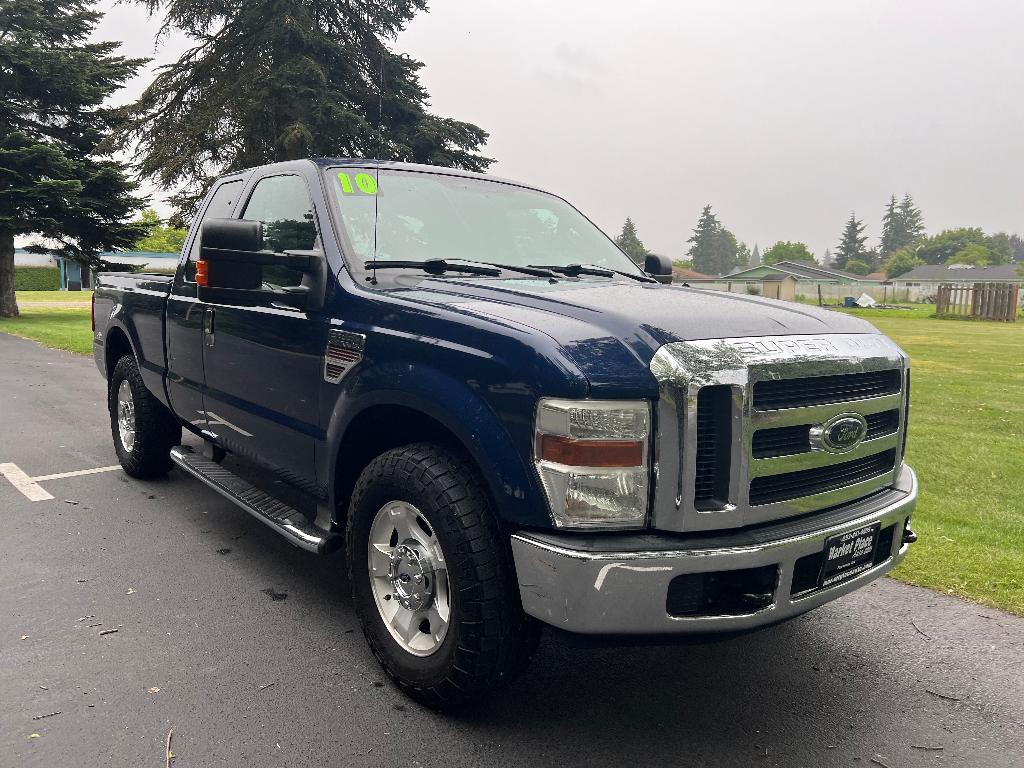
[170, 445, 335, 553]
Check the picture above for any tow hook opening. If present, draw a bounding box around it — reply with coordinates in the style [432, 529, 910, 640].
[666, 565, 778, 618]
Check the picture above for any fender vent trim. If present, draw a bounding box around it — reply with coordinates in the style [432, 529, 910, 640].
[324, 329, 365, 384]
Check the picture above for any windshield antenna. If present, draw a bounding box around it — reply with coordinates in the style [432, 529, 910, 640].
[370, 49, 385, 286]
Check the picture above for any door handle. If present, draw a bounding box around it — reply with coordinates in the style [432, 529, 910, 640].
[203, 307, 215, 347]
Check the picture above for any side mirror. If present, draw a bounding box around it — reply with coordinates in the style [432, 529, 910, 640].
[198, 219, 263, 290]
[644, 253, 674, 284]
[196, 218, 324, 311]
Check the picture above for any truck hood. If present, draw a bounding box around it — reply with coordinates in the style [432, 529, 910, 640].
[390, 277, 881, 393]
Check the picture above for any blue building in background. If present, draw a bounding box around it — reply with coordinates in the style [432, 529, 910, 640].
[15, 248, 180, 290]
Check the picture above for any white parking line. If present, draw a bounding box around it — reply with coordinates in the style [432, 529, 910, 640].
[31, 465, 121, 482]
[0, 463, 54, 501]
[1, 463, 123, 501]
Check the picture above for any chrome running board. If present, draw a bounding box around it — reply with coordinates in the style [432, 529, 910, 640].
[170, 445, 335, 554]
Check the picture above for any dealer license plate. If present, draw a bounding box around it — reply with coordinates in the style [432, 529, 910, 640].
[818, 523, 880, 589]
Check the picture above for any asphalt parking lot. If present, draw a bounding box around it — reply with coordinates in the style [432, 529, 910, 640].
[2, 332, 1023, 768]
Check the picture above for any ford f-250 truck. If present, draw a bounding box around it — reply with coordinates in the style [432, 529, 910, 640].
[92, 158, 917, 708]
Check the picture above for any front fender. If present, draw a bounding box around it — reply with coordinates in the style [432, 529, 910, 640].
[321, 362, 551, 530]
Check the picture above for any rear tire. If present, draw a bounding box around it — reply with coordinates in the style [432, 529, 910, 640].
[346, 443, 539, 710]
[108, 355, 181, 478]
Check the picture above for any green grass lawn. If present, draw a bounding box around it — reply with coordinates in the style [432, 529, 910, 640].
[843, 307, 1024, 615]
[16, 289, 94, 303]
[0, 305, 93, 354]
[1, 298, 1021, 614]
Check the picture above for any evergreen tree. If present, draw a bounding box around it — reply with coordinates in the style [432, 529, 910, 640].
[613, 217, 648, 264]
[880, 193, 925, 260]
[834, 212, 868, 270]
[687, 205, 739, 275]
[711, 228, 740, 275]
[822, 247, 832, 267]
[898, 194, 925, 242]
[751, 243, 761, 267]
[119, 0, 492, 222]
[864, 246, 881, 270]
[879, 195, 901, 258]
[0, 0, 149, 317]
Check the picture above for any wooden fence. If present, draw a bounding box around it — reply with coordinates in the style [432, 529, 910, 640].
[935, 282, 1019, 322]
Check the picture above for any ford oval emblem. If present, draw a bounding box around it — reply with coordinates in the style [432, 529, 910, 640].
[810, 413, 868, 454]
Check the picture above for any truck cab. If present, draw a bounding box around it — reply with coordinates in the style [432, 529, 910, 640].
[92, 158, 917, 708]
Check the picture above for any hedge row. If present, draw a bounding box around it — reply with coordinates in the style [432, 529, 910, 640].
[15, 267, 61, 291]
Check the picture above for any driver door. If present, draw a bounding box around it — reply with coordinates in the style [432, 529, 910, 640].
[200, 173, 327, 489]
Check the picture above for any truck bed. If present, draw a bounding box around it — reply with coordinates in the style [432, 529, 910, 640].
[93, 271, 175, 403]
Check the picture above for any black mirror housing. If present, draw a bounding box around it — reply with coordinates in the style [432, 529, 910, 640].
[199, 218, 263, 290]
[196, 219, 325, 312]
[200, 218, 262, 256]
[644, 253, 674, 284]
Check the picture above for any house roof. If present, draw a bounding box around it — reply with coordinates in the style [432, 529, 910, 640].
[672, 267, 713, 280]
[894, 263, 1022, 282]
[13, 249, 54, 267]
[724, 260, 881, 283]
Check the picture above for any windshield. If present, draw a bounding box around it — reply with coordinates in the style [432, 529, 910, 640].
[325, 168, 643, 274]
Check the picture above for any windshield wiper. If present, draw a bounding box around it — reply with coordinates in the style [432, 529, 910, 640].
[444, 259, 560, 278]
[364, 259, 501, 277]
[528, 263, 656, 283]
[365, 258, 560, 279]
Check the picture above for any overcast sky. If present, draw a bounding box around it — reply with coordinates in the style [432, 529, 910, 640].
[95, 0, 1024, 261]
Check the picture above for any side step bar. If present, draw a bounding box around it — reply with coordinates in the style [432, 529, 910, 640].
[170, 446, 336, 554]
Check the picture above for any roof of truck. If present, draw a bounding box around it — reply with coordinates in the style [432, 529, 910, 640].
[220, 157, 535, 192]
[311, 157, 533, 189]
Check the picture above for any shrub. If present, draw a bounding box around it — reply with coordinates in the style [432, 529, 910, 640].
[746, 285, 761, 295]
[15, 267, 60, 291]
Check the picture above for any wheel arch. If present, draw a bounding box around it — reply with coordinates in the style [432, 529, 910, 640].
[104, 325, 135, 382]
[326, 390, 549, 532]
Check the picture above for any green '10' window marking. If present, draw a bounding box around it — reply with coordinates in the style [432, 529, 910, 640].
[337, 171, 378, 195]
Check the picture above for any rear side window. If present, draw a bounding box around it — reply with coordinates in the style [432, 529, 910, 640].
[241, 174, 319, 288]
[184, 179, 244, 282]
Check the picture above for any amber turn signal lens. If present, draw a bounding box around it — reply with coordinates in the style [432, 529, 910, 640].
[537, 434, 644, 467]
[195, 259, 209, 287]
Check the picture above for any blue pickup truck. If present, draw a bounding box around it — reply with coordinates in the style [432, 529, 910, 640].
[92, 158, 917, 708]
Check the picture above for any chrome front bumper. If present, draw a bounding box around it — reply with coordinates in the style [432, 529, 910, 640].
[511, 466, 917, 635]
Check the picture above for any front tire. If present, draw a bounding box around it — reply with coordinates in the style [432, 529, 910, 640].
[346, 443, 539, 709]
[108, 355, 181, 478]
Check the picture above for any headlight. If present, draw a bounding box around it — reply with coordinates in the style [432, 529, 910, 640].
[534, 398, 651, 529]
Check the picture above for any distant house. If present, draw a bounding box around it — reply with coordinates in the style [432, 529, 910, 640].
[671, 266, 713, 283]
[16, 250, 179, 290]
[14, 248, 55, 267]
[682, 260, 882, 302]
[66, 252, 180, 289]
[719, 261, 882, 285]
[890, 263, 1023, 303]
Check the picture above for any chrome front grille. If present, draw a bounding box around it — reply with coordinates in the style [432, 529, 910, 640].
[752, 369, 902, 409]
[748, 449, 897, 506]
[751, 408, 900, 459]
[649, 334, 909, 532]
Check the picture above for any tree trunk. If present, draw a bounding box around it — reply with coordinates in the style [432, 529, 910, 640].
[0, 231, 19, 318]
